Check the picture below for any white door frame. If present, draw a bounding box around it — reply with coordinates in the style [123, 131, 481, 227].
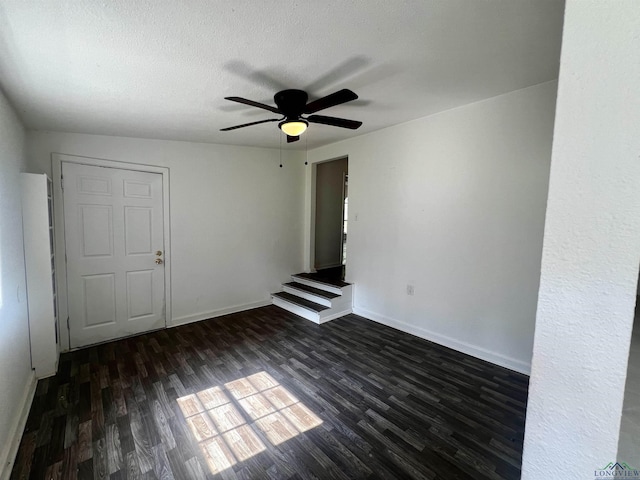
[52, 153, 171, 352]
[340, 172, 348, 266]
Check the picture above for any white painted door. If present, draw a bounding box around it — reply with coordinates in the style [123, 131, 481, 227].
[63, 162, 165, 348]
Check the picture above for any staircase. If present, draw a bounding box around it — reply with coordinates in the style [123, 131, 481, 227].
[272, 273, 353, 324]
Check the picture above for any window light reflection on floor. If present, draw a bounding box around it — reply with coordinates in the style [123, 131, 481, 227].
[177, 371, 323, 475]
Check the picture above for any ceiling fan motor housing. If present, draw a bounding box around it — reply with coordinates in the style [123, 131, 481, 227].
[274, 89, 308, 119]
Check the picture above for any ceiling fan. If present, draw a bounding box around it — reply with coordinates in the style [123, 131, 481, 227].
[220, 88, 363, 142]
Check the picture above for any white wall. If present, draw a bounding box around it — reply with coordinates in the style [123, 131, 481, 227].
[306, 81, 558, 374]
[27, 132, 306, 348]
[0, 90, 34, 475]
[522, 2, 640, 478]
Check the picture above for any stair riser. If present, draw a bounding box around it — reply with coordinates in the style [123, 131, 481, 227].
[274, 275, 354, 324]
[272, 297, 321, 324]
[282, 285, 333, 307]
[291, 276, 343, 295]
[273, 296, 350, 324]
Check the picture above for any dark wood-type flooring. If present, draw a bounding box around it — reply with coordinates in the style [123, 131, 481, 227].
[11, 306, 528, 480]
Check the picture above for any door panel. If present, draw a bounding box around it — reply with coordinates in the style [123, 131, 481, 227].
[77, 175, 112, 195]
[123, 180, 152, 198]
[63, 162, 165, 348]
[80, 205, 113, 256]
[126, 270, 154, 319]
[124, 207, 153, 254]
[83, 273, 116, 327]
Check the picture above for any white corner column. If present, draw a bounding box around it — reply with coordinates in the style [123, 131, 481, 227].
[21, 173, 59, 378]
[522, 2, 640, 479]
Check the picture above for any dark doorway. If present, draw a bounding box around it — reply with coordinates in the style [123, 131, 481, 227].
[314, 157, 348, 280]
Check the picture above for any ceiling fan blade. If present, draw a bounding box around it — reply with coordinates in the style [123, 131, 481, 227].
[307, 115, 362, 130]
[224, 96, 281, 114]
[287, 135, 300, 143]
[220, 118, 279, 131]
[303, 89, 358, 114]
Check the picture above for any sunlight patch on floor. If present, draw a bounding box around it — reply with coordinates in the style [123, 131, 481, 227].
[177, 371, 322, 475]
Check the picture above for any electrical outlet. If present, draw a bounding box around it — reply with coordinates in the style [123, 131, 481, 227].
[406, 285, 414, 296]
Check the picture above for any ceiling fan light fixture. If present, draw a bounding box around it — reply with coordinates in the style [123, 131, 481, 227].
[221, 88, 361, 135]
[279, 119, 308, 136]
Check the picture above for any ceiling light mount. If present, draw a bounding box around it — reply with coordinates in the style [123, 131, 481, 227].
[274, 89, 308, 118]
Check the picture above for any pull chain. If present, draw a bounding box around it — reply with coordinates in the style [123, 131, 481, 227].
[305, 133, 308, 165]
[279, 132, 282, 168]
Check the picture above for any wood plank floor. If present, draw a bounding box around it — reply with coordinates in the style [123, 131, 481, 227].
[10, 306, 528, 480]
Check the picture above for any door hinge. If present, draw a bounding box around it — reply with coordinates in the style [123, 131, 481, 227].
[66, 316, 70, 330]
[60, 175, 64, 190]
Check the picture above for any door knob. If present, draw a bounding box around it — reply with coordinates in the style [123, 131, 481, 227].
[156, 250, 162, 256]
[155, 258, 163, 265]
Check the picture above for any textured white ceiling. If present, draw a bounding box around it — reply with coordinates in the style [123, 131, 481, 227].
[0, 1, 564, 149]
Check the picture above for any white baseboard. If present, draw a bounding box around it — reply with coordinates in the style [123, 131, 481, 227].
[352, 306, 531, 375]
[170, 300, 272, 328]
[0, 371, 37, 480]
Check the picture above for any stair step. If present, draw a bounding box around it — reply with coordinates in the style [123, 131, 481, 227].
[283, 282, 341, 300]
[292, 272, 351, 288]
[271, 292, 330, 313]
